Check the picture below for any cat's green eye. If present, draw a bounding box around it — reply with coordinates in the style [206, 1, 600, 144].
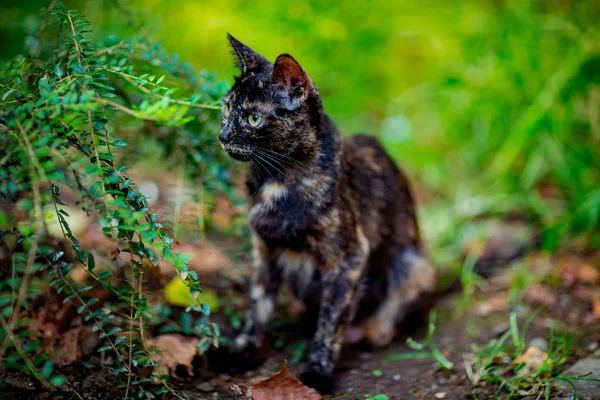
[248, 114, 262, 127]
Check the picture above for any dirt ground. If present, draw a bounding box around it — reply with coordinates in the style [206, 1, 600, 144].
[2, 263, 598, 400]
[183, 282, 598, 400]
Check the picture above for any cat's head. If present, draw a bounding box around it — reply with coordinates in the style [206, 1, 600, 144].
[219, 34, 320, 163]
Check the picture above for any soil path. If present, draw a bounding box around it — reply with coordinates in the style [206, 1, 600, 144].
[188, 294, 522, 400]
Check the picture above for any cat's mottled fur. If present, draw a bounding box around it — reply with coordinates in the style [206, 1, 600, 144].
[214, 34, 436, 394]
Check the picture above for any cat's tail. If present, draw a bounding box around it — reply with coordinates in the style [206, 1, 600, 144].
[401, 231, 542, 328]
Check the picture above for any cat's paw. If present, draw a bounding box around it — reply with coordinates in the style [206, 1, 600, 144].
[207, 340, 260, 373]
[300, 369, 335, 395]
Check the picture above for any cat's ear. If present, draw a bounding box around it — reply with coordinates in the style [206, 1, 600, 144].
[270, 54, 311, 103]
[227, 34, 270, 76]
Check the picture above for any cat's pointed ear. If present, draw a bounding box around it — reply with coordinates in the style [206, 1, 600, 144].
[227, 33, 270, 76]
[270, 54, 311, 102]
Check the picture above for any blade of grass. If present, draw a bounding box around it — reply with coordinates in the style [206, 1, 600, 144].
[510, 312, 522, 352]
[387, 352, 431, 361]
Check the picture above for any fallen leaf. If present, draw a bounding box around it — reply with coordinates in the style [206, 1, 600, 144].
[247, 361, 322, 400]
[513, 346, 550, 377]
[434, 393, 447, 399]
[476, 294, 508, 316]
[525, 284, 557, 310]
[163, 276, 220, 310]
[593, 291, 600, 318]
[69, 264, 89, 284]
[148, 334, 199, 377]
[138, 180, 160, 206]
[577, 263, 600, 284]
[160, 242, 230, 278]
[560, 260, 600, 287]
[52, 326, 98, 366]
[44, 205, 89, 240]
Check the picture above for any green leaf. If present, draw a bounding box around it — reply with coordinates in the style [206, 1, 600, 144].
[2, 89, 14, 101]
[200, 303, 210, 316]
[41, 359, 54, 378]
[98, 271, 112, 280]
[197, 337, 212, 354]
[88, 253, 95, 270]
[51, 251, 65, 263]
[50, 375, 66, 386]
[111, 140, 128, 147]
[39, 77, 51, 91]
[372, 395, 389, 400]
[98, 344, 112, 353]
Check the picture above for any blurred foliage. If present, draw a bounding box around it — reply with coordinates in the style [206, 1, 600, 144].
[3, 0, 597, 259]
[0, 3, 231, 396]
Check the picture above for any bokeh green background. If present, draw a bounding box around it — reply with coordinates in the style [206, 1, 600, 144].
[2, 0, 599, 259]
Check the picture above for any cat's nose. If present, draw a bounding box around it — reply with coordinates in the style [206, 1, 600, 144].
[219, 125, 232, 144]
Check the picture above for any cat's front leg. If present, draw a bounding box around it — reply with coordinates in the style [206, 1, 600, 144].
[301, 253, 365, 394]
[209, 236, 280, 372]
[234, 265, 281, 352]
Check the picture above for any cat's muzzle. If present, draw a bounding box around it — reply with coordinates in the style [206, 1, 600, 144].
[221, 143, 253, 161]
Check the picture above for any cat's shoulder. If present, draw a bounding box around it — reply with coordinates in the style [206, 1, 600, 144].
[342, 133, 391, 169]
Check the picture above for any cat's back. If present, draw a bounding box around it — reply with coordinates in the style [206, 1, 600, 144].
[341, 134, 420, 249]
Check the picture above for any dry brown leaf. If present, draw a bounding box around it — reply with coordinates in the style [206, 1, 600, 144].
[160, 242, 230, 277]
[148, 334, 199, 377]
[525, 284, 557, 310]
[51, 326, 98, 366]
[560, 260, 600, 287]
[247, 361, 322, 400]
[57, 327, 84, 365]
[576, 263, 600, 284]
[593, 290, 600, 318]
[476, 294, 508, 316]
[513, 346, 550, 377]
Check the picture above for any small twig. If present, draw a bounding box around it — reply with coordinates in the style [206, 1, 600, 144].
[94, 42, 148, 57]
[115, 71, 221, 110]
[100, 98, 142, 118]
[0, 122, 45, 359]
[0, 315, 52, 389]
[124, 287, 134, 399]
[35, 0, 58, 59]
[65, 13, 82, 66]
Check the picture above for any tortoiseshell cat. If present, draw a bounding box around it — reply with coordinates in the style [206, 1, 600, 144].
[215, 34, 436, 394]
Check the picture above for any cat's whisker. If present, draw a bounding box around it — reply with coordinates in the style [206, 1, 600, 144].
[253, 152, 288, 179]
[252, 151, 288, 179]
[253, 150, 296, 177]
[211, 143, 222, 157]
[253, 147, 308, 172]
[253, 149, 292, 171]
[250, 153, 278, 181]
[248, 154, 265, 184]
[248, 154, 264, 178]
[255, 146, 311, 169]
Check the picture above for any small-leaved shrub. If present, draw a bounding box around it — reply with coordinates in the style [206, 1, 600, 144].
[0, 3, 233, 397]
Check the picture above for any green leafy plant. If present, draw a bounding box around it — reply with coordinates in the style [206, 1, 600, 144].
[388, 310, 454, 372]
[0, 3, 232, 398]
[465, 312, 600, 399]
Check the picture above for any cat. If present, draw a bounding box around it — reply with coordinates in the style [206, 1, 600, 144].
[214, 34, 436, 394]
